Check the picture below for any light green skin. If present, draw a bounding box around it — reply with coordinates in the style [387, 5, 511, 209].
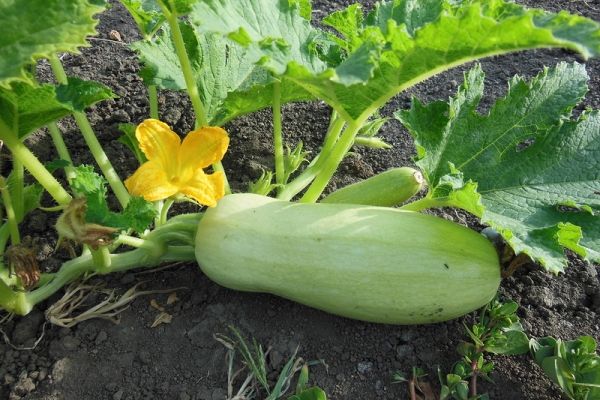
[321, 167, 423, 207]
[195, 194, 501, 324]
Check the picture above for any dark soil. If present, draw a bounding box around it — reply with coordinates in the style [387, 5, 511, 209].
[1, 1, 599, 399]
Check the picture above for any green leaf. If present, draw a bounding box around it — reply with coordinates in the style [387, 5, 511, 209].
[117, 123, 146, 165]
[398, 63, 599, 273]
[365, 0, 444, 36]
[285, 0, 600, 122]
[541, 357, 576, 397]
[118, 0, 165, 38]
[0, 0, 103, 87]
[0, 80, 113, 138]
[55, 77, 116, 112]
[289, 0, 312, 21]
[190, 0, 326, 76]
[132, 21, 312, 125]
[485, 330, 530, 355]
[71, 165, 156, 233]
[155, 0, 197, 15]
[288, 387, 327, 400]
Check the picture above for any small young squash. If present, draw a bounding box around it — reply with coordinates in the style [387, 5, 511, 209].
[195, 194, 501, 324]
[321, 167, 424, 207]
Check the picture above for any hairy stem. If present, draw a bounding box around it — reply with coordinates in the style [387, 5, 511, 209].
[49, 55, 131, 208]
[26, 213, 201, 307]
[148, 84, 159, 120]
[47, 122, 76, 182]
[300, 120, 362, 203]
[0, 176, 20, 246]
[161, 5, 231, 194]
[91, 246, 112, 272]
[11, 159, 24, 220]
[159, 198, 175, 226]
[0, 128, 71, 205]
[272, 81, 285, 192]
[277, 114, 345, 201]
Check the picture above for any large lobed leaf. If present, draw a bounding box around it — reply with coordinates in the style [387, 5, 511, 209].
[0, 0, 104, 87]
[132, 22, 312, 125]
[397, 63, 600, 273]
[186, 0, 600, 123]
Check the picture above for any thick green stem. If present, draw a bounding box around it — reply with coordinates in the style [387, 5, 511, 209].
[0, 176, 20, 246]
[25, 213, 201, 307]
[114, 234, 147, 249]
[159, 198, 175, 226]
[273, 81, 285, 191]
[0, 225, 10, 255]
[72, 114, 131, 207]
[47, 122, 76, 181]
[277, 114, 345, 201]
[0, 129, 71, 205]
[160, 4, 231, 195]
[11, 159, 24, 220]
[148, 84, 159, 120]
[49, 55, 130, 208]
[91, 246, 112, 272]
[0, 277, 32, 315]
[162, 7, 207, 127]
[300, 120, 363, 203]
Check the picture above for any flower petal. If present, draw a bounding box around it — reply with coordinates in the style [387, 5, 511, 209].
[179, 170, 225, 207]
[125, 161, 179, 201]
[179, 126, 229, 172]
[136, 119, 181, 175]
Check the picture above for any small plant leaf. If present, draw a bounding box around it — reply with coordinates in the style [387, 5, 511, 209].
[117, 123, 146, 165]
[71, 165, 156, 233]
[288, 387, 327, 400]
[485, 330, 530, 355]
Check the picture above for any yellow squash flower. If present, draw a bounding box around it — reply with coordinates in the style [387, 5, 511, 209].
[125, 119, 229, 207]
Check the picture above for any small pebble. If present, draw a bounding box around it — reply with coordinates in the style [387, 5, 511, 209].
[357, 361, 373, 374]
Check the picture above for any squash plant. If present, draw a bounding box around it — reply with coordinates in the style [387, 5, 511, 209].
[0, 0, 598, 330]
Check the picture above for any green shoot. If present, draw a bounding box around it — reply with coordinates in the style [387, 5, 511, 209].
[216, 326, 324, 400]
[530, 336, 600, 400]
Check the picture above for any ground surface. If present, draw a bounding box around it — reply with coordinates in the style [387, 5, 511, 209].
[1, 1, 600, 399]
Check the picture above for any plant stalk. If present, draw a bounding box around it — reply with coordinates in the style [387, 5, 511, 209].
[25, 213, 201, 307]
[47, 122, 76, 182]
[273, 80, 285, 191]
[277, 114, 345, 201]
[161, 5, 231, 195]
[300, 120, 363, 203]
[470, 359, 478, 398]
[148, 84, 159, 120]
[0, 176, 20, 246]
[48, 55, 131, 208]
[0, 128, 71, 205]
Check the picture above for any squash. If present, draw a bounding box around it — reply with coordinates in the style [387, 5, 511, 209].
[195, 194, 501, 324]
[321, 167, 424, 206]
